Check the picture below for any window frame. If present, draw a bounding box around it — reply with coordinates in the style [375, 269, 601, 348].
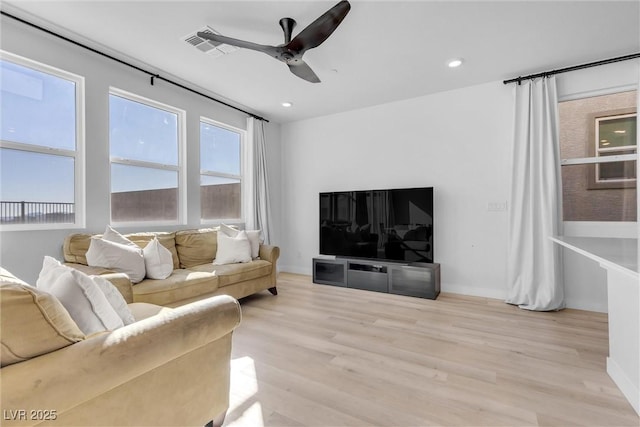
[586, 108, 637, 189]
[199, 116, 245, 224]
[0, 50, 85, 231]
[559, 88, 637, 227]
[108, 87, 186, 226]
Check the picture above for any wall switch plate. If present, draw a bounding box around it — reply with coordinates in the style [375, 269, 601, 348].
[488, 202, 508, 212]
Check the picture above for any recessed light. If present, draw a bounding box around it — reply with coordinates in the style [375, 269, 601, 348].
[447, 58, 463, 68]
[614, 130, 626, 134]
[281, 102, 293, 108]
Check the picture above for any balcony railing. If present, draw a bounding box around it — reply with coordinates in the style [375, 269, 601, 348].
[0, 201, 75, 224]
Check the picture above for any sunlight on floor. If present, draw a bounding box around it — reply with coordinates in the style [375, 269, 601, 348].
[224, 356, 264, 427]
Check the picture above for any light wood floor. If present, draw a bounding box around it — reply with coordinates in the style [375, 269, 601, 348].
[224, 273, 639, 427]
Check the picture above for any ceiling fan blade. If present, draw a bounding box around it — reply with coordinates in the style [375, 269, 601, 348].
[197, 32, 278, 56]
[287, 60, 321, 83]
[287, 0, 351, 53]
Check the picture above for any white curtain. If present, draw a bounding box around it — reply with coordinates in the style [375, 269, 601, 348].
[245, 117, 272, 244]
[506, 76, 565, 311]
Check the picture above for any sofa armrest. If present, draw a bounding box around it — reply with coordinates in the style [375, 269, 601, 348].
[0, 295, 241, 426]
[259, 244, 280, 264]
[63, 263, 134, 303]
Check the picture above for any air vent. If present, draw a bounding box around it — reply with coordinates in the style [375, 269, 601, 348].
[182, 26, 239, 58]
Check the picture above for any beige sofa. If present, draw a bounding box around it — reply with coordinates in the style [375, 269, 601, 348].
[0, 267, 241, 427]
[62, 227, 280, 307]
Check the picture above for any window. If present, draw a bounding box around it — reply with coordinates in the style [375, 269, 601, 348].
[588, 110, 636, 189]
[200, 119, 243, 221]
[0, 51, 84, 229]
[109, 89, 185, 224]
[559, 90, 637, 222]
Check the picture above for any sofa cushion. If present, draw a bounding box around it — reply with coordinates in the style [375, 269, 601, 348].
[191, 260, 272, 288]
[132, 269, 219, 306]
[1, 271, 85, 367]
[175, 228, 218, 268]
[64, 233, 93, 264]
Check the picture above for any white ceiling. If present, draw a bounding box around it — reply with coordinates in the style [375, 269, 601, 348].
[2, 1, 639, 123]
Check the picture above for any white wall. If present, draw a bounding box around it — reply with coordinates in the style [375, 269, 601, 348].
[280, 81, 513, 300]
[280, 60, 639, 310]
[0, 16, 282, 284]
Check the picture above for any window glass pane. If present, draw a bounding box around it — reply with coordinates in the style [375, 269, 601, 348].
[562, 163, 636, 221]
[598, 116, 636, 149]
[111, 163, 177, 222]
[200, 120, 242, 221]
[1, 60, 76, 150]
[200, 122, 240, 175]
[0, 148, 74, 224]
[597, 150, 637, 182]
[201, 176, 240, 220]
[109, 94, 178, 165]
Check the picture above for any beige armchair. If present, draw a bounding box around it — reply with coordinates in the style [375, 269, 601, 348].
[0, 268, 241, 427]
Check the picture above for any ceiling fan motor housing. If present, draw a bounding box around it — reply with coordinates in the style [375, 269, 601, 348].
[279, 17, 296, 44]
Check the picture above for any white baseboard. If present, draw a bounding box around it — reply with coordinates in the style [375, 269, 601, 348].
[442, 283, 506, 301]
[277, 269, 609, 313]
[279, 265, 311, 276]
[278, 268, 507, 301]
[564, 299, 608, 313]
[607, 357, 640, 416]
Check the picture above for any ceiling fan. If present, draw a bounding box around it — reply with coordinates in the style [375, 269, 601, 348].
[197, 0, 351, 83]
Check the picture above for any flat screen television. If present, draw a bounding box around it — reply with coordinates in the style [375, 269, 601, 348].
[319, 187, 434, 263]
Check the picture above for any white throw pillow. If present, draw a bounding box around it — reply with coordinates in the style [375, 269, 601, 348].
[245, 230, 262, 259]
[86, 237, 146, 283]
[143, 237, 173, 280]
[91, 275, 136, 325]
[214, 230, 252, 265]
[220, 224, 262, 259]
[102, 225, 137, 247]
[37, 256, 124, 335]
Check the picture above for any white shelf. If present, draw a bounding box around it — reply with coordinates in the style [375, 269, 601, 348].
[550, 236, 638, 278]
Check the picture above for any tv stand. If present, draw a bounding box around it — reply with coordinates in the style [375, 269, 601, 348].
[312, 257, 440, 299]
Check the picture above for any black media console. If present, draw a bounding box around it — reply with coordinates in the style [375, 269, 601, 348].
[312, 257, 440, 299]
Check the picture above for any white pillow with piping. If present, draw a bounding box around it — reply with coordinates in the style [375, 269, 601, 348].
[220, 224, 262, 259]
[36, 256, 124, 335]
[143, 237, 173, 280]
[91, 275, 136, 325]
[214, 230, 252, 265]
[86, 237, 146, 283]
[103, 225, 138, 247]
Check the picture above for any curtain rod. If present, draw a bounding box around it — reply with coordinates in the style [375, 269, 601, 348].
[503, 52, 640, 85]
[1, 10, 269, 122]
